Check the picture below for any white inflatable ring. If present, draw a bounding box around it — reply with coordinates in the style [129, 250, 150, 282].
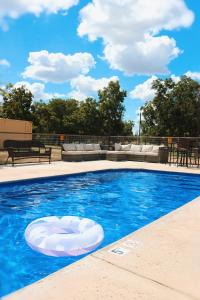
[25, 216, 104, 257]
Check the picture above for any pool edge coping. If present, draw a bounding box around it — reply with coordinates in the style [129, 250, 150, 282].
[1, 165, 200, 186]
[2, 163, 200, 300]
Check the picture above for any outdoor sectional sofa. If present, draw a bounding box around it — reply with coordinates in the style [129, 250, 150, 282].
[107, 143, 168, 163]
[62, 143, 107, 162]
[62, 143, 168, 163]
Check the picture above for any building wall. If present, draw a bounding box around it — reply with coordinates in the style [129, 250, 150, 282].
[0, 118, 32, 148]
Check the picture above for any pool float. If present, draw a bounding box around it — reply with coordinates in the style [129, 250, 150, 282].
[24, 216, 104, 257]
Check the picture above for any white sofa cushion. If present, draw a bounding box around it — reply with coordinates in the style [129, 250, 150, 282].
[121, 144, 131, 151]
[115, 143, 121, 151]
[152, 145, 160, 153]
[84, 144, 95, 151]
[76, 144, 85, 151]
[141, 145, 153, 152]
[93, 144, 101, 150]
[63, 143, 77, 151]
[130, 144, 142, 152]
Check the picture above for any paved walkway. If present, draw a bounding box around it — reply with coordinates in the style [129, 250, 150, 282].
[2, 161, 200, 300]
[1, 160, 200, 183]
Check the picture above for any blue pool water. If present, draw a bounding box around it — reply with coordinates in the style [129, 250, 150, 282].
[0, 169, 200, 297]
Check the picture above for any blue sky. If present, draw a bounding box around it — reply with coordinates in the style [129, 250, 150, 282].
[0, 0, 199, 129]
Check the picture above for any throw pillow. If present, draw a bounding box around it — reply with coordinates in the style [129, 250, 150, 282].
[63, 143, 77, 151]
[141, 145, 153, 152]
[121, 144, 131, 151]
[115, 143, 121, 151]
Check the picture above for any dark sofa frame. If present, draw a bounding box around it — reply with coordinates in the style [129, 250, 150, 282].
[4, 140, 52, 166]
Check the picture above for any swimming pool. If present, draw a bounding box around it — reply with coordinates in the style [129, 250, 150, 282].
[1, 169, 200, 297]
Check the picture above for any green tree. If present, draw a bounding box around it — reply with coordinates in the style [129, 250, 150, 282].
[122, 120, 134, 136]
[98, 81, 127, 135]
[0, 103, 3, 117]
[77, 98, 100, 134]
[1, 80, 134, 136]
[142, 76, 200, 136]
[32, 101, 51, 133]
[33, 98, 80, 134]
[63, 99, 80, 134]
[0, 84, 33, 121]
[47, 98, 69, 133]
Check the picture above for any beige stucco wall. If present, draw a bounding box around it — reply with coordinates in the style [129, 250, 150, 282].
[0, 118, 32, 148]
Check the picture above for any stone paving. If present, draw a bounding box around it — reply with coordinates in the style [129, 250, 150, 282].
[1, 160, 200, 183]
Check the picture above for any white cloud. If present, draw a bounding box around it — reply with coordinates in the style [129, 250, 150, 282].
[0, 84, 5, 103]
[170, 74, 180, 83]
[14, 81, 65, 101]
[185, 71, 200, 81]
[0, 0, 78, 29]
[78, 0, 194, 75]
[0, 59, 10, 67]
[68, 75, 118, 100]
[22, 50, 96, 83]
[130, 76, 157, 101]
[130, 74, 181, 101]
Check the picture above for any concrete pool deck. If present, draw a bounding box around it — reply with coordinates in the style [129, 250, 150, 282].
[1, 161, 200, 300]
[1, 160, 200, 183]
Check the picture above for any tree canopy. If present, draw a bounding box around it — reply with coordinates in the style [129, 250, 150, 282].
[0, 80, 134, 136]
[2, 76, 200, 137]
[98, 81, 127, 135]
[0, 84, 33, 121]
[141, 76, 200, 137]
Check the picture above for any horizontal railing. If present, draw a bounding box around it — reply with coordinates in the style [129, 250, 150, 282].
[1, 132, 200, 165]
[0, 132, 181, 148]
[0, 132, 160, 148]
[1, 133, 200, 145]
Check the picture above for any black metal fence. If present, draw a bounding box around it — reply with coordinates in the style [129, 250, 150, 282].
[1, 132, 170, 148]
[1, 132, 200, 166]
[30, 133, 170, 147]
